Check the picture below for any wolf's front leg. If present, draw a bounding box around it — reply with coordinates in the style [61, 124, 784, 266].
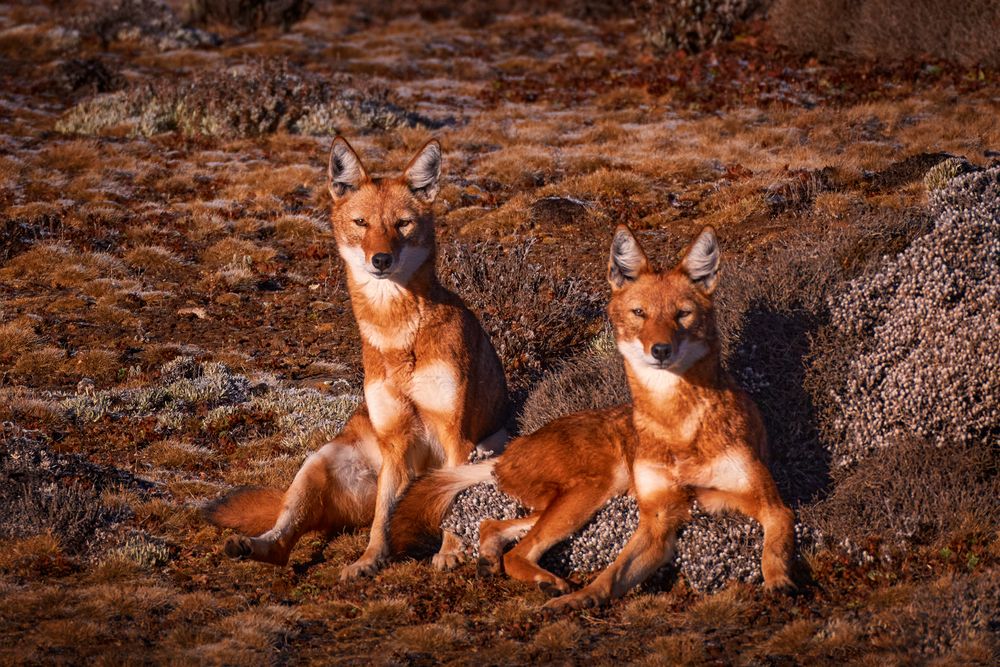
[544, 487, 688, 611]
[340, 451, 410, 581]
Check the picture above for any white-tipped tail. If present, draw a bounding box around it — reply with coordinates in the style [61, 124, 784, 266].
[389, 460, 495, 555]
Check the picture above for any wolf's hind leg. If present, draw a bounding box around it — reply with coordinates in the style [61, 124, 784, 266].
[503, 485, 609, 595]
[477, 514, 538, 576]
[226, 430, 378, 566]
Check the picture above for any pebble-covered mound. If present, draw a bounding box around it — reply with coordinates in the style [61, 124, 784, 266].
[823, 161, 1000, 471]
[442, 161, 999, 592]
[441, 472, 819, 592]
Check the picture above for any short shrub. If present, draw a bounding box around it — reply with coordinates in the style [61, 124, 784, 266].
[183, 0, 312, 30]
[517, 348, 628, 435]
[0, 426, 133, 556]
[770, 0, 1000, 68]
[57, 60, 436, 138]
[438, 240, 603, 399]
[634, 0, 762, 53]
[814, 165, 1000, 473]
[74, 0, 219, 51]
[803, 438, 999, 547]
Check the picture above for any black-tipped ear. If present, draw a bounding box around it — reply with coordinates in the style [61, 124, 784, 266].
[328, 137, 367, 200]
[608, 225, 649, 290]
[682, 226, 720, 294]
[404, 139, 441, 203]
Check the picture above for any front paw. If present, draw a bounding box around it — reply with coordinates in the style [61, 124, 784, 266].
[542, 588, 605, 612]
[340, 556, 380, 581]
[764, 575, 797, 596]
[223, 535, 253, 560]
[477, 556, 501, 577]
[537, 577, 572, 597]
[431, 551, 462, 571]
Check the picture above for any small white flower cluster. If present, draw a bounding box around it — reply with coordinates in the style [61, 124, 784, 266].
[825, 162, 1000, 470]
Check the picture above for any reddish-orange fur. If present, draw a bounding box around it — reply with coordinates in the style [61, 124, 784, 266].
[203, 487, 284, 537]
[206, 137, 510, 577]
[390, 226, 795, 606]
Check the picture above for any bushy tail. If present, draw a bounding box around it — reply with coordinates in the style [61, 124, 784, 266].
[202, 487, 284, 537]
[389, 461, 496, 556]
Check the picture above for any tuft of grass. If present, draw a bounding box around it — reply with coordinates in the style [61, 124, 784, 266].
[11, 347, 66, 386]
[202, 238, 276, 269]
[67, 349, 121, 385]
[639, 631, 709, 666]
[0, 534, 75, 578]
[391, 622, 469, 656]
[0, 319, 42, 361]
[531, 618, 582, 654]
[359, 598, 412, 628]
[684, 585, 753, 630]
[125, 245, 187, 279]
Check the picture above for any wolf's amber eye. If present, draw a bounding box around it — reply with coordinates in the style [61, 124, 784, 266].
[396, 218, 413, 230]
[631, 308, 646, 318]
[677, 309, 692, 320]
[353, 218, 368, 228]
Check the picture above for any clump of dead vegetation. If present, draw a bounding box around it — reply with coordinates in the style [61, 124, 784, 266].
[635, 0, 762, 53]
[72, 0, 219, 51]
[771, 0, 1000, 68]
[183, 0, 312, 30]
[517, 347, 629, 435]
[57, 60, 437, 138]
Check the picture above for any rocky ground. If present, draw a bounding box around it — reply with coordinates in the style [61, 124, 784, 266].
[1, 1, 998, 664]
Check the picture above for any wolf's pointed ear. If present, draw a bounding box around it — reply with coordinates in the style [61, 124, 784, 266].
[404, 139, 442, 203]
[328, 136, 367, 201]
[682, 226, 720, 294]
[608, 225, 649, 290]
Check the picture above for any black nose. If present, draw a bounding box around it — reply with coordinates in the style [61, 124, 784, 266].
[371, 253, 393, 271]
[651, 343, 672, 361]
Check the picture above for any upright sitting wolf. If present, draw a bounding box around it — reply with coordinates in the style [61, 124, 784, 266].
[206, 137, 510, 579]
[391, 226, 795, 607]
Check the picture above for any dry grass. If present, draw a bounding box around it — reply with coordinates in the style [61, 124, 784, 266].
[684, 585, 753, 629]
[124, 245, 187, 279]
[0, 319, 42, 361]
[639, 632, 709, 666]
